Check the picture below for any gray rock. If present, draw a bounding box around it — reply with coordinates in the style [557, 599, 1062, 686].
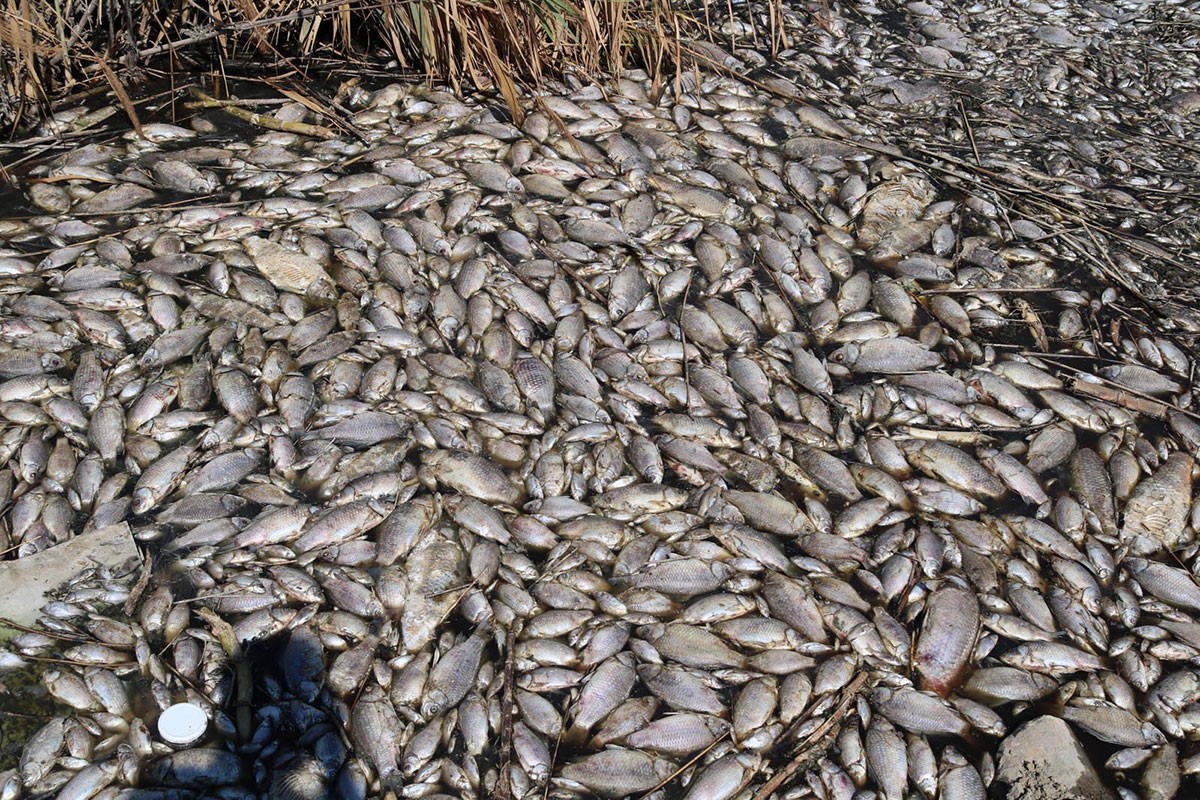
[996, 716, 1115, 800]
[0, 523, 137, 630]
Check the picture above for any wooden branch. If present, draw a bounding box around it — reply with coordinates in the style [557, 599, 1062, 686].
[187, 87, 335, 138]
[751, 672, 870, 800]
[494, 623, 517, 800]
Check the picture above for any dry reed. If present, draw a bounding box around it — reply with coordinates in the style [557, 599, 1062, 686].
[0, 0, 777, 134]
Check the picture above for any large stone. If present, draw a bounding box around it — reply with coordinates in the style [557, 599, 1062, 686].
[0, 523, 138, 632]
[996, 715, 1116, 800]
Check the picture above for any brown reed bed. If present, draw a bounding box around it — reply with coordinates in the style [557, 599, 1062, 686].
[0, 0, 784, 136]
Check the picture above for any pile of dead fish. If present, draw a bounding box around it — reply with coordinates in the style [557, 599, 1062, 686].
[1, 46, 1200, 800]
[752, 0, 1200, 334]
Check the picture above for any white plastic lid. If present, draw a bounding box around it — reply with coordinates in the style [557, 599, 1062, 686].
[158, 703, 208, 747]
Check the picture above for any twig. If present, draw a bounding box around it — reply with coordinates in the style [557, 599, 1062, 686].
[919, 287, 1064, 295]
[182, 97, 292, 110]
[957, 97, 980, 168]
[96, 55, 144, 139]
[1030, 354, 1200, 422]
[266, 78, 368, 143]
[187, 88, 335, 139]
[46, 0, 93, 66]
[431, 581, 480, 629]
[428, 581, 476, 599]
[0, 538, 27, 558]
[636, 731, 731, 800]
[1070, 378, 1172, 420]
[751, 672, 869, 800]
[495, 623, 517, 800]
[11, 654, 137, 668]
[0, 708, 55, 719]
[533, 95, 595, 167]
[542, 729, 562, 800]
[122, 0, 138, 68]
[0, 616, 85, 640]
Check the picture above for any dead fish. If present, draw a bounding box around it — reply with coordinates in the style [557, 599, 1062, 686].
[243, 236, 337, 298]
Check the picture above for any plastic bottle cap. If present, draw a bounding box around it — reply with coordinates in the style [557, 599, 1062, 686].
[158, 703, 208, 747]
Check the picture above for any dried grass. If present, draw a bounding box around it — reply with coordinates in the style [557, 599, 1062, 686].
[0, 0, 757, 132]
